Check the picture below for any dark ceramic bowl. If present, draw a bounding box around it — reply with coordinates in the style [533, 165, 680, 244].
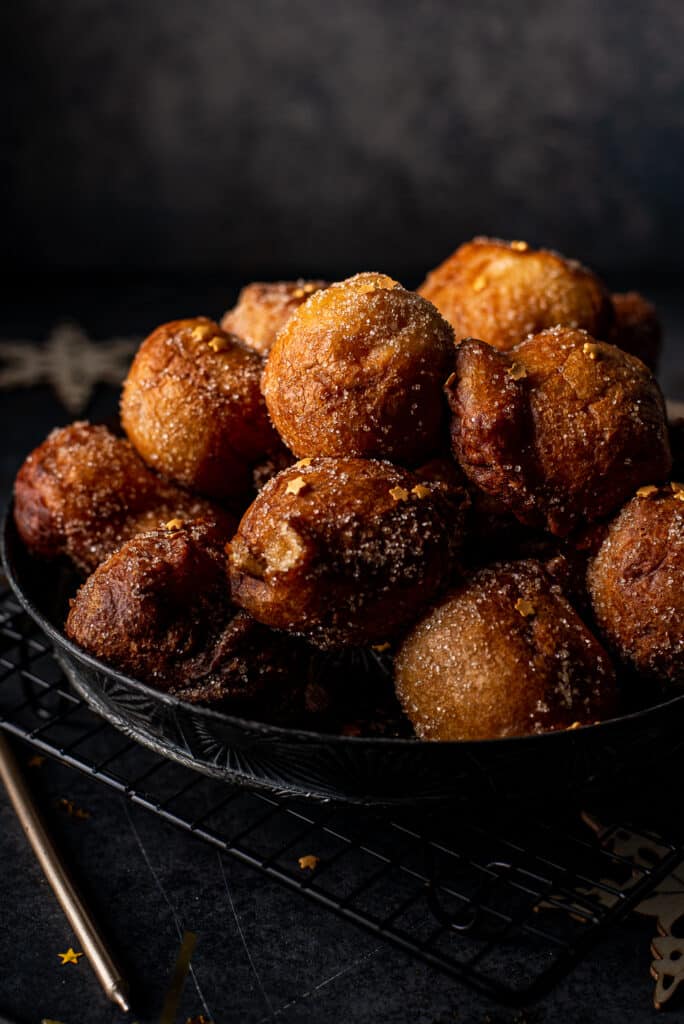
[3, 506, 683, 806]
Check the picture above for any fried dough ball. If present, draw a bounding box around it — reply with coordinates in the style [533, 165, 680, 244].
[262, 273, 455, 464]
[607, 292, 661, 372]
[65, 519, 309, 719]
[587, 485, 684, 688]
[228, 457, 461, 649]
[419, 237, 612, 350]
[394, 560, 617, 740]
[447, 328, 671, 536]
[120, 317, 280, 500]
[221, 280, 328, 356]
[13, 422, 234, 574]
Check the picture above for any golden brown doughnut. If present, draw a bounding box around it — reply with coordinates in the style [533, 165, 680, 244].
[394, 559, 617, 740]
[13, 422, 235, 574]
[228, 457, 462, 648]
[120, 317, 280, 500]
[65, 519, 309, 719]
[262, 273, 455, 464]
[419, 237, 612, 350]
[587, 485, 684, 688]
[447, 328, 671, 535]
[221, 280, 328, 356]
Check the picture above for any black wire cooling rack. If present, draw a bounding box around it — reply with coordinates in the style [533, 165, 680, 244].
[2, 581, 684, 1007]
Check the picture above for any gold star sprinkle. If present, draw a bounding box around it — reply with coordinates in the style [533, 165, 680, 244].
[507, 362, 527, 380]
[675, 491, 684, 503]
[28, 755, 45, 768]
[191, 324, 212, 341]
[670, 481, 684, 493]
[411, 484, 431, 499]
[515, 598, 536, 618]
[372, 642, 391, 653]
[207, 336, 229, 353]
[285, 476, 308, 496]
[165, 518, 185, 531]
[292, 287, 306, 298]
[510, 240, 529, 251]
[295, 457, 312, 468]
[636, 485, 659, 498]
[472, 274, 488, 292]
[57, 798, 91, 820]
[582, 341, 601, 360]
[389, 486, 409, 502]
[298, 855, 320, 871]
[566, 721, 582, 731]
[58, 948, 83, 965]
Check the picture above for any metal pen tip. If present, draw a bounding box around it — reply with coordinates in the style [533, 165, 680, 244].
[110, 981, 131, 1013]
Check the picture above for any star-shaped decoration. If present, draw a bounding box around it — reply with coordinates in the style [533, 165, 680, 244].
[57, 947, 83, 965]
[0, 322, 139, 414]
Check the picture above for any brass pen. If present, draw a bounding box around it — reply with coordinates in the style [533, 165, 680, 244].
[0, 732, 130, 1013]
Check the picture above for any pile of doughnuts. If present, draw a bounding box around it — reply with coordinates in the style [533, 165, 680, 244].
[13, 238, 683, 740]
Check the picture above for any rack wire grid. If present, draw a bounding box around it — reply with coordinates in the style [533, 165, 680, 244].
[2, 579, 683, 1007]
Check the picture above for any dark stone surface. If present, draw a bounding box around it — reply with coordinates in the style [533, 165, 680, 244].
[3, 2, 684, 277]
[0, 744, 673, 1023]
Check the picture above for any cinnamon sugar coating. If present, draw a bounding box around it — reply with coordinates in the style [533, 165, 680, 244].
[588, 487, 684, 687]
[447, 328, 671, 536]
[419, 237, 613, 350]
[221, 280, 328, 356]
[120, 317, 280, 500]
[228, 457, 463, 649]
[65, 519, 308, 718]
[262, 273, 455, 464]
[394, 559, 617, 740]
[13, 421, 234, 574]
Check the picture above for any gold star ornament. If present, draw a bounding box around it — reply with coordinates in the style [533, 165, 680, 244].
[58, 947, 84, 965]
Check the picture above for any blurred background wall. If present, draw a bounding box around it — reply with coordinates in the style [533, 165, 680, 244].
[4, 0, 684, 283]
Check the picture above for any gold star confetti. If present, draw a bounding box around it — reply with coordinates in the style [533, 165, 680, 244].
[389, 486, 409, 502]
[411, 484, 431, 499]
[372, 642, 392, 653]
[472, 274, 488, 292]
[507, 362, 527, 381]
[582, 341, 601, 360]
[636, 485, 659, 498]
[58, 948, 83, 965]
[566, 721, 583, 731]
[207, 336, 229, 353]
[510, 240, 529, 251]
[295, 457, 312, 468]
[57, 798, 91, 820]
[285, 476, 308, 496]
[298, 855, 320, 871]
[28, 755, 45, 768]
[165, 518, 185, 531]
[515, 598, 536, 618]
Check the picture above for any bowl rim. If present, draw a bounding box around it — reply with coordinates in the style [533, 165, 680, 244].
[3, 499, 682, 750]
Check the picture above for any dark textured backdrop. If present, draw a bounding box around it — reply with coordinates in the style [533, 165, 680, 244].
[4, 0, 684, 279]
